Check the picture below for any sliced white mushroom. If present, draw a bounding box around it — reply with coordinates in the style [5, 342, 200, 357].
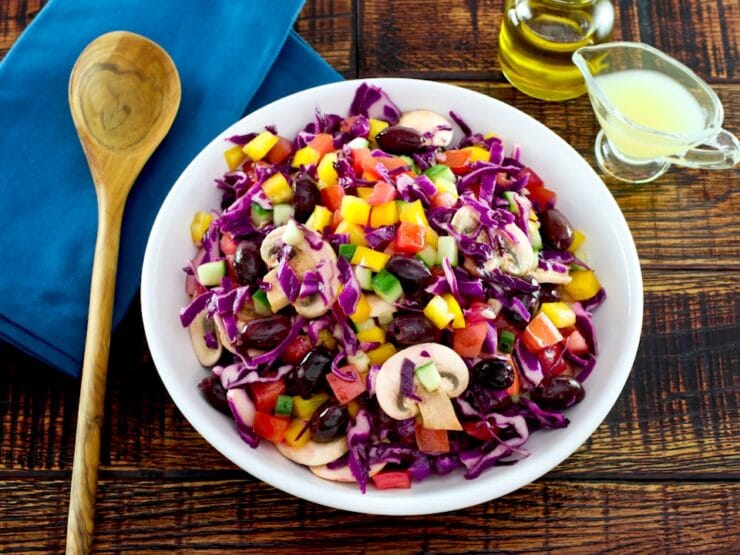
[260, 226, 286, 268]
[399, 109, 454, 147]
[263, 268, 290, 313]
[499, 223, 537, 276]
[451, 205, 479, 235]
[417, 387, 463, 431]
[532, 268, 573, 284]
[310, 461, 386, 483]
[375, 343, 469, 430]
[189, 310, 222, 366]
[275, 437, 349, 466]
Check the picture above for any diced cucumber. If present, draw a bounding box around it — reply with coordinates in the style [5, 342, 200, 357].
[436, 236, 458, 267]
[250, 203, 273, 227]
[197, 260, 226, 286]
[251, 289, 272, 316]
[347, 351, 370, 373]
[528, 220, 542, 251]
[499, 330, 516, 354]
[400, 155, 420, 174]
[415, 361, 442, 392]
[354, 266, 374, 291]
[371, 269, 403, 304]
[347, 137, 370, 150]
[423, 164, 455, 184]
[434, 178, 458, 196]
[353, 318, 376, 332]
[283, 218, 304, 246]
[503, 191, 518, 214]
[416, 245, 438, 268]
[339, 243, 357, 261]
[377, 311, 394, 327]
[273, 203, 295, 226]
[274, 394, 293, 417]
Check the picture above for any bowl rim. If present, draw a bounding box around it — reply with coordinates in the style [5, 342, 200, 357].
[141, 77, 643, 515]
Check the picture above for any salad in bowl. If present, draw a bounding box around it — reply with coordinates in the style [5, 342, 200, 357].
[178, 83, 606, 492]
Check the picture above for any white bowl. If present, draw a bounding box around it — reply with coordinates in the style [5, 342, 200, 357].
[141, 78, 643, 515]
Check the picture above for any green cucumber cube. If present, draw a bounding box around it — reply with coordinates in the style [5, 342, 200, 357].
[339, 243, 357, 261]
[273, 203, 295, 226]
[423, 164, 455, 184]
[250, 203, 273, 227]
[377, 311, 394, 327]
[353, 318, 376, 332]
[354, 266, 374, 291]
[251, 289, 272, 316]
[400, 155, 420, 174]
[499, 330, 516, 354]
[528, 220, 543, 250]
[503, 191, 519, 214]
[415, 361, 442, 392]
[197, 260, 226, 286]
[371, 269, 403, 304]
[436, 236, 458, 267]
[274, 394, 293, 416]
[347, 137, 370, 150]
[416, 245, 438, 268]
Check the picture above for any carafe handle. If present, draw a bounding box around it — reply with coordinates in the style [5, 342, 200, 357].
[666, 129, 740, 170]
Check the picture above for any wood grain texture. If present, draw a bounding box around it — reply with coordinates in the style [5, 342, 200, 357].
[0, 478, 737, 553]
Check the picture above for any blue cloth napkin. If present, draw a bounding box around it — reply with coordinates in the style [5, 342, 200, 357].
[0, 0, 342, 377]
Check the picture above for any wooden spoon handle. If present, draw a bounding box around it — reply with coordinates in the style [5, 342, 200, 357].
[66, 196, 125, 554]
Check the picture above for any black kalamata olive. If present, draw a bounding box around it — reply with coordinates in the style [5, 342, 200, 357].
[285, 346, 333, 398]
[292, 174, 321, 222]
[241, 315, 291, 350]
[386, 314, 438, 346]
[531, 375, 585, 409]
[539, 283, 560, 303]
[233, 241, 265, 286]
[375, 125, 423, 154]
[472, 358, 516, 390]
[541, 209, 574, 250]
[310, 403, 348, 442]
[198, 374, 231, 416]
[386, 255, 433, 292]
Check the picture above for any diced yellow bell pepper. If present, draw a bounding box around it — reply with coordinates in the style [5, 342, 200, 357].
[369, 200, 399, 228]
[368, 118, 389, 142]
[349, 294, 371, 324]
[190, 211, 213, 246]
[335, 221, 368, 247]
[261, 172, 293, 204]
[292, 145, 321, 168]
[351, 246, 390, 272]
[462, 145, 490, 163]
[317, 329, 338, 350]
[399, 199, 429, 227]
[569, 229, 586, 253]
[356, 326, 386, 344]
[305, 205, 333, 232]
[425, 226, 439, 249]
[564, 270, 602, 301]
[340, 195, 371, 226]
[539, 302, 576, 328]
[224, 145, 247, 171]
[357, 187, 374, 201]
[283, 419, 311, 447]
[293, 393, 330, 419]
[442, 293, 466, 328]
[367, 343, 397, 366]
[242, 131, 279, 161]
[424, 295, 454, 329]
[317, 152, 339, 188]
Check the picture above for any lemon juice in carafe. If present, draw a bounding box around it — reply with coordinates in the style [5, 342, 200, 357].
[499, 0, 614, 101]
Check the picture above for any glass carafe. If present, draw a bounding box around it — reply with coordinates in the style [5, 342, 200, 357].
[498, 0, 614, 101]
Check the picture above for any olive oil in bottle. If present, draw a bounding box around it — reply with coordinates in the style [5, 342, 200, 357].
[498, 0, 614, 101]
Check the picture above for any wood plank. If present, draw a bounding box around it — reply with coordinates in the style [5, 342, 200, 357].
[296, 0, 356, 77]
[1, 271, 736, 477]
[358, 0, 738, 82]
[0, 478, 736, 552]
[0, 0, 44, 55]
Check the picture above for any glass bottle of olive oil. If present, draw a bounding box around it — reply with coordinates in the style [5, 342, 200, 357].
[499, 0, 614, 101]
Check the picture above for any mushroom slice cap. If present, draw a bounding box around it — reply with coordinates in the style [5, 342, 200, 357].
[260, 226, 286, 268]
[398, 109, 454, 147]
[189, 310, 222, 366]
[275, 437, 349, 466]
[309, 461, 386, 483]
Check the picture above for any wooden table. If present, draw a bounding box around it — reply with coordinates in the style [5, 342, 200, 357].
[1, 1, 738, 552]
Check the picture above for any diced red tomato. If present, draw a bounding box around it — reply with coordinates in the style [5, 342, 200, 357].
[566, 329, 590, 355]
[253, 412, 290, 443]
[266, 137, 293, 164]
[539, 343, 568, 376]
[320, 183, 345, 212]
[414, 425, 450, 454]
[376, 155, 411, 173]
[331, 209, 343, 230]
[225, 254, 238, 283]
[436, 149, 472, 175]
[367, 181, 397, 206]
[528, 185, 557, 212]
[372, 471, 411, 490]
[431, 191, 457, 209]
[452, 321, 488, 358]
[466, 301, 495, 324]
[518, 167, 544, 189]
[351, 148, 380, 180]
[248, 380, 287, 414]
[281, 335, 312, 365]
[339, 116, 359, 133]
[326, 365, 366, 405]
[308, 133, 335, 157]
[522, 313, 563, 352]
[395, 222, 426, 254]
[462, 419, 498, 441]
[220, 232, 238, 256]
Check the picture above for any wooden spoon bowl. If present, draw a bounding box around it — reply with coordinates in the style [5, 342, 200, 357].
[67, 31, 180, 554]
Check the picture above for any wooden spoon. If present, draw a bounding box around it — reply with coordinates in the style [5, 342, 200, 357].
[66, 31, 180, 553]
